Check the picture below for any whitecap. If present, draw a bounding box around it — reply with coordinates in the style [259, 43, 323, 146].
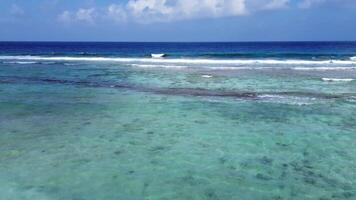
[1, 55, 356, 66]
[130, 64, 188, 69]
[63, 63, 81, 66]
[321, 78, 354, 82]
[3, 61, 37, 64]
[294, 67, 356, 71]
[257, 94, 316, 105]
[346, 96, 356, 103]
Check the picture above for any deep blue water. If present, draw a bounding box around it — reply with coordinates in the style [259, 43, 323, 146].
[1, 41, 356, 59]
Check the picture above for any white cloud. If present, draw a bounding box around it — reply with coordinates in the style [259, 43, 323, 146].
[57, 0, 309, 24]
[127, 0, 174, 18]
[57, 0, 248, 24]
[57, 11, 71, 23]
[178, 0, 247, 18]
[58, 8, 96, 24]
[107, 4, 127, 22]
[123, 0, 247, 22]
[76, 8, 96, 23]
[227, 0, 248, 15]
[263, 0, 290, 10]
[299, 0, 325, 9]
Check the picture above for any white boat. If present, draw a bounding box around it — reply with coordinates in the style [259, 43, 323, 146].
[151, 54, 165, 58]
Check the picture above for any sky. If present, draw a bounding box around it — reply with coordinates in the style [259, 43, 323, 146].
[0, 0, 356, 41]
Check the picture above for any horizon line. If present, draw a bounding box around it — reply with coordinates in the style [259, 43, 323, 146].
[1, 40, 356, 43]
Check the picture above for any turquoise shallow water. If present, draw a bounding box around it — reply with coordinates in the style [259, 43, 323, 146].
[1, 60, 356, 200]
[1, 41, 356, 200]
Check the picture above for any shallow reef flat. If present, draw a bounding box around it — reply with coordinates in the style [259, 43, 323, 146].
[1, 42, 356, 199]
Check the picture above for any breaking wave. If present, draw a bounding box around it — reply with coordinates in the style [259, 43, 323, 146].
[321, 78, 354, 82]
[1, 55, 356, 65]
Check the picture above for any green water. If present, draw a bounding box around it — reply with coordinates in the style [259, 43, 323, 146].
[1, 63, 356, 200]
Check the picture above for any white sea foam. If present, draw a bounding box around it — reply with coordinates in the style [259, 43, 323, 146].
[130, 64, 188, 69]
[64, 63, 81, 66]
[3, 56, 356, 71]
[201, 75, 213, 78]
[351, 56, 356, 61]
[321, 78, 354, 82]
[208, 66, 262, 70]
[3, 61, 38, 64]
[258, 94, 316, 105]
[346, 96, 356, 103]
[1, 55, 356, 66]
[294, 67, 356, 71]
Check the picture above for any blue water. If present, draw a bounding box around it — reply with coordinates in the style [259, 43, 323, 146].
[1, 42, 356, 200]
[1, 41, 356, 59]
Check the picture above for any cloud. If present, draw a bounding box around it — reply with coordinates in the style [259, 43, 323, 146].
[107, 4, 127, 22]
[177, 0, 247, 18]
[57, 11, 71, 23]
[58, 8, 96, 24]
[122, 0, 247, 22]
[299, 0, 325, 9]
[127, 0, 174, 17]
[57, 0, 248, 24]
[57, 0, 300, 24]
[76, 8, 96, 23]
[263, 0, 290, 10]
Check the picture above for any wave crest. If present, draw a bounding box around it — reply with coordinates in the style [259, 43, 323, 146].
[321, 78, 354, 82]
[1, 55, 356, 65]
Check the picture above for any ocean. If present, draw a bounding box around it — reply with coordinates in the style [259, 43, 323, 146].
[0, 42, 356, 199]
